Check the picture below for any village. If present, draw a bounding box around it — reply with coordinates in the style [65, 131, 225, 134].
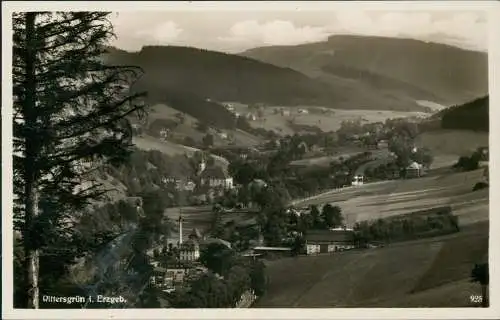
[118, 105, 489, 308]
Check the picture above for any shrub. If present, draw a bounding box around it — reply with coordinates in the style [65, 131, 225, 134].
[473, 182, 489, 191]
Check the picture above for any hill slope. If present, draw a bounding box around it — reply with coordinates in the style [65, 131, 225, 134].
[242, 35, 488, 106]
[103, 46, 429, 115]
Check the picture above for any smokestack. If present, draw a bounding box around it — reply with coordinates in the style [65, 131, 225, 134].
[178, 212, 183, 245]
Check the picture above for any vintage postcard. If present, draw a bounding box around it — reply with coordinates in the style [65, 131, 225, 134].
[2, 1, 499, 319]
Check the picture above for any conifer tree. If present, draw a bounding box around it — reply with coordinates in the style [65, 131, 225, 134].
[13, 12, 147, 308]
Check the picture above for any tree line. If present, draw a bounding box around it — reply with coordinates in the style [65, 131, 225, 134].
[353, 206, 460, 247]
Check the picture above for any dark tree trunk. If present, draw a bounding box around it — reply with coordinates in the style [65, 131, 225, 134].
[22, 12, 40, 309]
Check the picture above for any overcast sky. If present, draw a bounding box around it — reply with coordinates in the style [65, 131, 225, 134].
[109, 9, 488, 53]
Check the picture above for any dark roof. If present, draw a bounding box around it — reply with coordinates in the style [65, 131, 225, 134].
[305, 230, 355, 243]
[200, 165, 231, 179]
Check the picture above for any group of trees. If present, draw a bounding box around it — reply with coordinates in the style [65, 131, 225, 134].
[453, 147, 488, 172]
[364, 161, 401, 181]
[353, 207, 460, 246]
[308, 204, 344, 230]
[168, 243, 267, 307]
[211, 180, 346, 250]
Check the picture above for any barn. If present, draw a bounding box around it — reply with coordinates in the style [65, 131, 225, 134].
[304, 230, 356, 255]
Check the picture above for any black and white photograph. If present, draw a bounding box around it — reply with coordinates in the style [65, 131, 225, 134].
[2, 1, 499, 318]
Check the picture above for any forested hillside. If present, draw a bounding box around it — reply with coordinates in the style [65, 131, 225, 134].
[440, 96, 489, 132]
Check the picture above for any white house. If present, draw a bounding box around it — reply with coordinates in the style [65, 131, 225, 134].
[179, 239, 200, 262]
[305, 230, 355, 255]
[377, 140, 389, 149]
[351, 175, 364, 186]
[223, 103, 235, 112]
[406, 161, 424, 178]
[281, 109, 291, 116]
[200, 165, 234, 190]
[159, 128, 169, 140]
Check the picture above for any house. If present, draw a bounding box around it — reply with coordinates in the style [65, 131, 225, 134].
[351, 175, 364, 186]
[246, 113, 257, 121]
[162, 176, 196, 191]
[223, 103, 235, 112]
[150, 267, 169, 288]
[179, 239, 200, 261]
[150, 267, 187, 289]
[405, 161, 424, 178]
[159, 128, 169, 140]
[329, 226, 354, 232]
[377, 140, 389, 149]
[200, 165, 234, 189]
[298, 108, 309, 114]
[304, 230, 356, 255]
[281, 109, 291, 116]
[297, 141, 309, 154]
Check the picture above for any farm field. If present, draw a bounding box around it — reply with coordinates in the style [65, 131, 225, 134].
[295, 169, 488, 227]
[254, 221, 488, 308]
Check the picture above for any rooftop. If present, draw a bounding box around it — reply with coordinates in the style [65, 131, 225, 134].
[407, 161, 422, 170]
[253, 246, 292, 251]
[305, 230, 355, 243]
